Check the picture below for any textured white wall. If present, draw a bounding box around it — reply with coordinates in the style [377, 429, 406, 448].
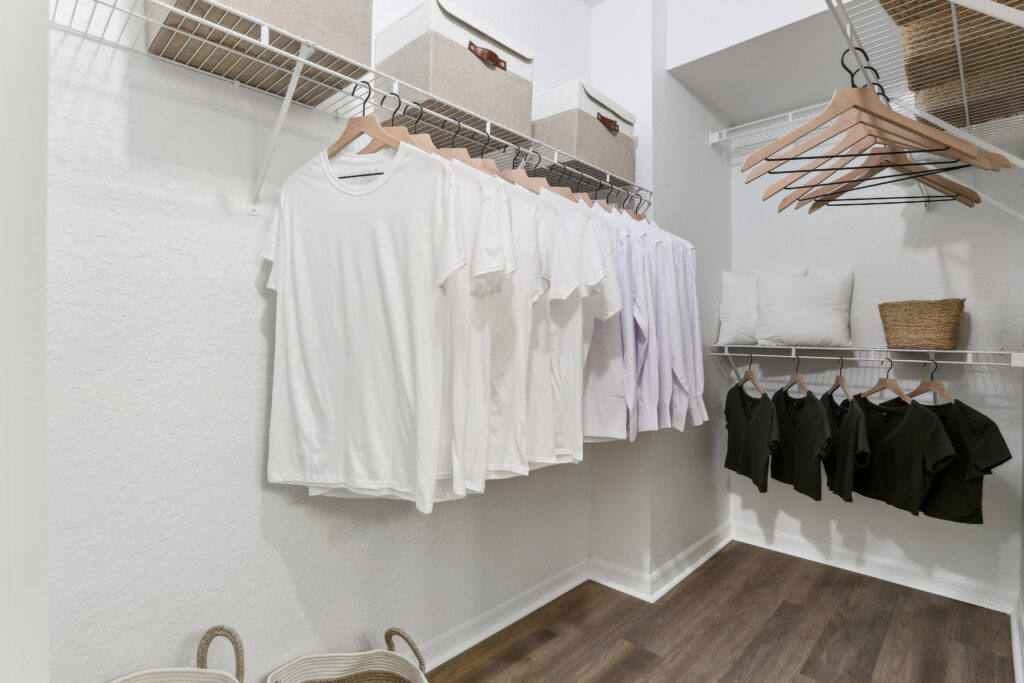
[728, 168, 1024, 597]
[46, 29, 592, 681]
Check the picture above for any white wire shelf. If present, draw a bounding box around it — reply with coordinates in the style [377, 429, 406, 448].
[50, 0, 652, 213]
[708, 344, 1024, 368]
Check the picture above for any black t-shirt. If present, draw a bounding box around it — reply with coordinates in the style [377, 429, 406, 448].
[853, 397, 956, 514]
[724, 385, 781, 493]
[822, 393, 871, 503]
[882, 399, 1011, 524]
[770, 389, 831, 500]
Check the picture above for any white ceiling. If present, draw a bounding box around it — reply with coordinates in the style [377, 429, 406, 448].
[668, 10, 850, 127]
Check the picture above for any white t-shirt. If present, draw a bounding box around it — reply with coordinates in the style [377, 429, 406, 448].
[583, 205, 635, 442]
[524, 193, 566, 467]
[485, 182, 548, 480]
[542, 190, 610, 463]
[263, 144, 467, 513]
[309, 156, 515, 503]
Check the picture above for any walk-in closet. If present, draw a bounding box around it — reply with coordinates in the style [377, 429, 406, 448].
[6, 0, 1024, 680]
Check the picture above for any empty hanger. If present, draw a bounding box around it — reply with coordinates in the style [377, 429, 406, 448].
[326, 81, 402, 160]
[825, 357, 854, 401]
[782, 354, 810, 394]
[907, 359, 955, 404]
[860, 358, 911, 404]
[737, 354, 765, 395]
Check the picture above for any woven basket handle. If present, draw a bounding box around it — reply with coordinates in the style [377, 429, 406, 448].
[384, 627, 426, 674]
[197, 625, 245, 682]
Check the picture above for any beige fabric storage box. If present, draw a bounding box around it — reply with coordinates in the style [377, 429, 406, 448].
[375, 0, 535, 134]
[145, 0, 371, 106]
[532, 81, 637, 182]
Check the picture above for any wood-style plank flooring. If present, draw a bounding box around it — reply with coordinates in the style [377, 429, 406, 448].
[429, 542, 1012, 682]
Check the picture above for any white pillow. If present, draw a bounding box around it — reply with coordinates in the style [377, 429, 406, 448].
[716, 269, 807, 345]
[755, 269, 854, 347]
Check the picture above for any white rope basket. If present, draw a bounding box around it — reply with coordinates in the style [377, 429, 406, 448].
[111, 626, 244, 683]
[267, 628, 428, 683]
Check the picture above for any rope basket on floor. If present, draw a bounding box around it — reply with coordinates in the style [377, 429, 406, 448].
[267, 628, 428, 683]
[878, 298, 965, 350]
[110, 625, 244, 683]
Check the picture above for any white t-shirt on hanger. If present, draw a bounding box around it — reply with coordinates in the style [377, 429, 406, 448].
[581, 200, 626, 440]
[485, 181, 549, 481]
[542, 190, 615, 465]
[309, 155, 516, 504]
[263, 144, 469, 513]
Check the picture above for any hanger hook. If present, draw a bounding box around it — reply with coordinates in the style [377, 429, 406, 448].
[573, 170, 585, 193]
[794, 354, 801, 375]
[403, 102, 425, 134]
[747, 354, 753, 373]
[479, 128, 491, 158]
[527, 150, 542, 177]
[606, 182, 614, 202]
[837, 356, 845, 376]
[556, 162, 569, 186]
[354, 80, 373, 117]
[450, 120, 461, 149]
[882, 357, 893, 378]
[509, 142, 522, 168]
[379, 92, 402, 127]
[840, 47, 872, 87]
[926, 358, 938, 381]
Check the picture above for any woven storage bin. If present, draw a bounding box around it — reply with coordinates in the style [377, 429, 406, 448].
[111, 626, 244, 683]
[879, 298, 965, 350]
[376, 0, 535, 134]
[914, 64, 1024, 127]
[267, 628, 427, 683]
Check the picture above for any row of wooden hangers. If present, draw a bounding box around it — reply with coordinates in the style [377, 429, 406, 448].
[743, 49, 1009, 212]
[328, 81, 649, 220]
[737, 355, 955, 404]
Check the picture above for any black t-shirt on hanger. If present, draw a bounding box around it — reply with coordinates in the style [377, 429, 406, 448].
[822, 393, 871, 503]
[882, 399, 1011, 524]
[724, 385, 781, 493]
[853, 396, 956, 514]
[770, 389, 831, 500]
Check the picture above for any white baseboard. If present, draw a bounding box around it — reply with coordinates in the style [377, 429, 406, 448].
[731, 520, 1018, 614]
[1012, 597, 1023, 683]
[588, 522, 732, 603]
[419, 559, 589, 671]
[422, 523, 731, 670]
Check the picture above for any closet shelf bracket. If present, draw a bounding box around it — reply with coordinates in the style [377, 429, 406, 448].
[248, 43, 315, 216]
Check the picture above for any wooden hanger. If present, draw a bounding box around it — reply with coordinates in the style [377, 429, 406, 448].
[327, 82, 402, 159]
[737, 354, 765, 395]
[824, 357, 854, 401]
[795, 151, 979, 213]
[742, 88, 1001, 173]
[782, 355, 810, 394]
[501, 149, 551, 193]
[353, 94, 437, 156]
[907, 360, 956, 404]
[859, 359, 911, 404]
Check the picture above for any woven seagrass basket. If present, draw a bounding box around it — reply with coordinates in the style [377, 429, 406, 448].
[878, 298, 965, 350]
[267, 628, 428, 683]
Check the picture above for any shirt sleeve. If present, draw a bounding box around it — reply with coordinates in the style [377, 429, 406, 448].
[261, 200, 283, 291]
[590, 220, 622, 320]
[436, 176, 468, 288]
[769, 405, 782, 452]
[546, 209, 577, 301]
[680, 243, 708, 425]
[854, 412, 871, 468]
[925, 421, 957, 474]
[532, 209, 550, 303]
[966, 411, 1013, 479]
[580, 215, 608, 298]
[470, 192, 513, 294]
[816, 409, 832, 461]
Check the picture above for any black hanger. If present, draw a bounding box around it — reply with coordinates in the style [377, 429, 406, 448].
[526, 150, 542, 177]
[478, 128, 491, 158]
[379, 92, 402, 126]
[403, 102, 424, 133]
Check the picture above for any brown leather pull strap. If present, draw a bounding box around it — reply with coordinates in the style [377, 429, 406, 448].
[468, 41, 507, 70]
[597, 112, 619, 132]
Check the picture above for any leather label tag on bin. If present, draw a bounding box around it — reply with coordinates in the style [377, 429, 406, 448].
[597, 112, 619, 132]
[468, 41, 507, 70]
